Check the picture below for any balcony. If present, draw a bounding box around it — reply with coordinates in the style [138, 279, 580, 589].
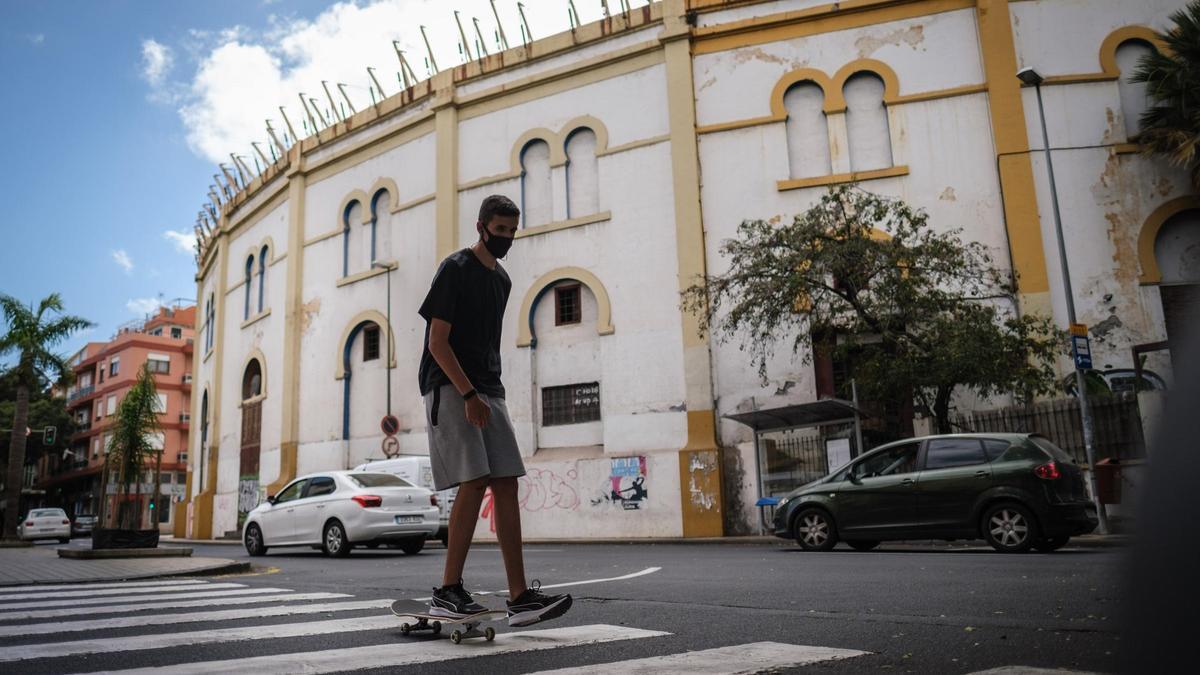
[180, 412, 191, 425]
[68, 385, 95, 403]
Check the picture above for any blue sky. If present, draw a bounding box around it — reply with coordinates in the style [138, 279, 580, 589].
[1, 1, 592, 364]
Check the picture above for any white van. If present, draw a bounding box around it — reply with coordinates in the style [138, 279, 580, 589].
[353, 456, 454, 544]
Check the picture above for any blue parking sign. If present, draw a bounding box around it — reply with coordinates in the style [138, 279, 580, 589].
[1072, 334, 1093, 369]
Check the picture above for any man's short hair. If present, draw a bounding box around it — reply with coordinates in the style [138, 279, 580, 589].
[478, 194, 520, 226]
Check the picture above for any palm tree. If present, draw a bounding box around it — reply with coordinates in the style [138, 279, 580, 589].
[0, 294, 93, 541]
[105, 364, 162, 530]
[1132, 0, 1200, 188]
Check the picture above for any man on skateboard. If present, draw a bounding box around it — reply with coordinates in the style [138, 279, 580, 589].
[418, 194, 572, 628]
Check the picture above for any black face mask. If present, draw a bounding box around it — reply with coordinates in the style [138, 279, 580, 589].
[480, 227, 514, 259]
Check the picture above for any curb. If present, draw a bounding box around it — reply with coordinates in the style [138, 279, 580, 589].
[58, 547, 194, 559]
[164, 536, 1128, 548]
[0, 559, 253, 587]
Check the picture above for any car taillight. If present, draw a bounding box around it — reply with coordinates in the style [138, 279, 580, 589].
[430, 494, 439, 507]
[352, 495, 382, 508]
[24, 521, 33, 527]
[1034, 462, 1061, 480]
[62, 519, 70, 525]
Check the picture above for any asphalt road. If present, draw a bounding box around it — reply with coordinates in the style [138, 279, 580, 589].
[0, 539, 1125, 674]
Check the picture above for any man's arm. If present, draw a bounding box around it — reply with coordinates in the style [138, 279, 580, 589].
[427, 318, 490, 427]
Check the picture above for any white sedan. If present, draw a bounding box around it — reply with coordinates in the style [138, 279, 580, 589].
[242, 471, 439, 557]
[18, 508, 72, 543]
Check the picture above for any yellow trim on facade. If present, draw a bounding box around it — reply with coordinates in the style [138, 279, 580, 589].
[692, 0, 975, 55]
[599, 133, 671, 157]
[435, 81, 459, 261]
[275, 154, 306, 500]
[334, 309, 397, 379]
[516, 266, 616, 348]
[1137, 196, 1200, 285]
[1114, 143, 1140, 155]
[891, 83, 987, 105]
[240, 309, 272, 330]
[777, 165, 910, 191]
[304, 117, 436, 187]
[240, 348, 270, 399]
[223, 185, 289, 244]
[1034, 26, 1166, 89]
[516, 211, 612, 239]
[336, 264, 391, 288]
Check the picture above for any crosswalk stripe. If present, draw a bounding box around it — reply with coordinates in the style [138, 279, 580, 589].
[0, 582, 246, 602]
[0, 587, 292, 612]
[528, 641, 870, 673]
[0, 614, 401, 663]
[0, 592, 352, 622]
[0, 579, 207, 593]
[83, 624, 670, 674]
[0, 599, 395, 637]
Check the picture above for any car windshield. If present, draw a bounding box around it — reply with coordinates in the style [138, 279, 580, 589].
[1030, 436, 1075, 463]
[348, 473, 413, 488]
[30, 509, 65, 518]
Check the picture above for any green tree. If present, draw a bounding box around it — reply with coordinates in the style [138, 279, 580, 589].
[0, 370, 77, 477]
[0, 294, 93, 541]
[681, 186, 1063, 434]
[1132, 0, 1200, 188]
[104, 363, 162, 530]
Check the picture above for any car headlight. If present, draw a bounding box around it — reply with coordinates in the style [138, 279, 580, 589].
[778, 496, 791, 508]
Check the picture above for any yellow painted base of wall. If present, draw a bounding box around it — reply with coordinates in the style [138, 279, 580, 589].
[679, 410, 725, 537]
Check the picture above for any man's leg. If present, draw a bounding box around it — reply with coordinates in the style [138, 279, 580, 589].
[489, 476, 527, 598]
[442, 476, 489, 587]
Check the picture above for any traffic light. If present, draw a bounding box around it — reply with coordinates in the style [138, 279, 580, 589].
[149, 500, 156, 511]
[43, 426, 56, 445]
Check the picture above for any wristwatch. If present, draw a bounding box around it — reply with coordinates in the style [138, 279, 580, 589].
[462, 388, 478, 401]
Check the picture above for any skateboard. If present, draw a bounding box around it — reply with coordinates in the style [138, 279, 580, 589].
[390, 599, 506, 644]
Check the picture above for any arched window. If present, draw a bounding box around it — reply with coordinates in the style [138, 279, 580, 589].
[205, 294, 215, 352]
[370, 190, 391, 264]
[243, 255, 254, 320]
[844, 72, 893, 172]
[1153, 208, 1200, 350]
[242, 358, 263, 401]
[784, 82, 831, 179]
[257, 245, 268, 314]
[520, 139, 553, 228]
[341, 320, 385, 441]
[1116, 39, 1155, 140]
[565, 128, 599, 218]
[342, 200, 363, 277]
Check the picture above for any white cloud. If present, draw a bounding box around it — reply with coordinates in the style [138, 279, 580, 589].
[111, 249, 134, 274]
[169, 0, 589, 164]
[163, 228, 197, 254]
[126, 298, 164, 315]
[141, 39, 174, 85]
[28, 34, 45, 46]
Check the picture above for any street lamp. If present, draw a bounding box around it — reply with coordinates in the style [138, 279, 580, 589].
[371, 261, 397, 417]
[1017, 66, 1109, 534]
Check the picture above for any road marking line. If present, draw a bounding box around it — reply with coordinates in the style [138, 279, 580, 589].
[0, 592, 352, 621]
[0, 587, 292, 612]
[528, 641, 870, 673]
[83, 624, 670, 674]
[0, 582, 246, 602]
[412, 566, 663, 601]
[0, 615, 403, 663]
[0, 599, 394, 637]
[0, 579, 208, 593]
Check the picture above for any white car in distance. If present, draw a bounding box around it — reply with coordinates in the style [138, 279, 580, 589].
[18, 508, 72, 543]
[242, 471, 439, 557]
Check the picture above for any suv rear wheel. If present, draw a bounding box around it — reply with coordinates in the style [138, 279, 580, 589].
[846, 540, 880, 551]
[794, 508, 838, 551]
[982, 503, 1038, 553]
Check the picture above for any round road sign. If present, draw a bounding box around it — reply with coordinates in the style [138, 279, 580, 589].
[381, 435, 400, 458]
[381, 415, 400, 436]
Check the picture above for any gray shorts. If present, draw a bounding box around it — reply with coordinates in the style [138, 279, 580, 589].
[425, 383, 526, 491]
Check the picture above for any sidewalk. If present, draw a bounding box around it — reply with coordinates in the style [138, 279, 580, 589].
[0, 543, 250, 587]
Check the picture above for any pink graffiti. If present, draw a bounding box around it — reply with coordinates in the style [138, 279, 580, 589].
[479, 468, 579, 532]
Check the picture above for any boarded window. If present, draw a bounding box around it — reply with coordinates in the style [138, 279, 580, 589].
[363, 325, 381, 361]
[784, 82, 831, 179]
[844, 72, 892, 172]
[542, 382, 601, 426]
[1116, 40, 1154, 139]
[566, 128, 599, 217]
[521, 139, 553, 227]
[555, 284, 581, 326]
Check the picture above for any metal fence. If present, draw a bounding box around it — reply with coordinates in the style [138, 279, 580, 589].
[759, 423, 856, 498]
[952, 392, 1146, 465]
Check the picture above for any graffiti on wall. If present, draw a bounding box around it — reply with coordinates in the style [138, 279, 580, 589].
[591, 456, 648, 510]
[237, 477, 260, 528]
[479, 467, 580, 532]
[688, 450, 719, 511]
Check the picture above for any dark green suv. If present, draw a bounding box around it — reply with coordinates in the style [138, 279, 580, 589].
[772, 433, 1098, 553]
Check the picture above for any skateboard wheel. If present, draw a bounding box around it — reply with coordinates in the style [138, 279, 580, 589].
[400, 623, 411, 636]
[431, 621, 442, 635]
[451, 630, 463, 644]
[485, 627, 496, 641]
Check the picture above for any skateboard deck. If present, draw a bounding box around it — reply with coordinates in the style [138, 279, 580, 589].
[390, 599, 506, 643]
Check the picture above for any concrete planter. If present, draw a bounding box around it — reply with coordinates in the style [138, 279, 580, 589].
[92, 528, 160, 550]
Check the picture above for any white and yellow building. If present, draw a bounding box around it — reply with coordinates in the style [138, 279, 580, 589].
[181, 0, 1199, 541]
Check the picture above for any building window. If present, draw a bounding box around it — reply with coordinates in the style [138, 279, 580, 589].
[150, 328, 163, 336]
[106, 394, 117, 416]
[520, 139, 553, 228]
[342, 200, 364, 278]
[258, 245, 268, 314]
[542, 382, 601, 426]
[844, 72, 893, 172]
[784, 81, 831, 179]
[242, 359, 263, 400]
[555, 284, 582, 326]
[109, 358, 120, 377]
[565, 127, 599, 218]
[363, 325, 381, 361]
[147, 354, 170, 374]
[154, 393, 168, 414]
[244, 255, 255, 320]
[1116, 39, 1155, 140]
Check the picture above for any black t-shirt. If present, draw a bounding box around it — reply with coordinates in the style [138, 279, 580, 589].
[417, 248, 511, 398]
